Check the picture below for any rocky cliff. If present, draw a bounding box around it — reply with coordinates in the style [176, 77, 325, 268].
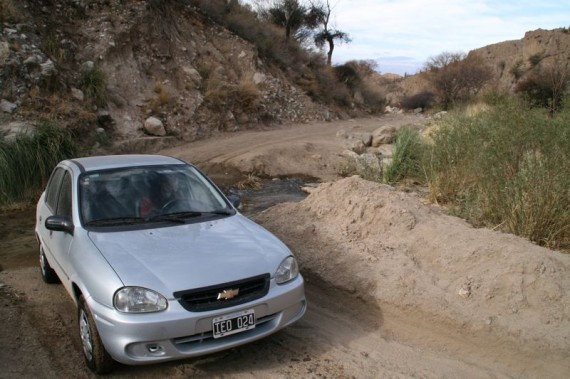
[470, 28, 570, 92]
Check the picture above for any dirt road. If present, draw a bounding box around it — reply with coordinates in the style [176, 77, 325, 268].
[1, 114, 568, 378]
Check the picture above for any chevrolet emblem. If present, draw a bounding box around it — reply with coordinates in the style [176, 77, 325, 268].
[217, 288, 239, 300]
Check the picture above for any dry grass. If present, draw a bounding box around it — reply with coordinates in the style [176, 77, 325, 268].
[205, 71, 260, 113]
[0, 0, 24, 23]
[236, 173, 263, 190]
[146, 82, 173, 112]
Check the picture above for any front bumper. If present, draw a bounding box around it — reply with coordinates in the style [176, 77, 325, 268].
[88, 275, 306, 365]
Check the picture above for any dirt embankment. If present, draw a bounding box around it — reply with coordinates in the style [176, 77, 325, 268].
[254, 177, 570, 359]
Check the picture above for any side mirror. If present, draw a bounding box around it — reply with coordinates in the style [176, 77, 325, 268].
[45, 215, 74, 235]
[227, 194, 241, 209]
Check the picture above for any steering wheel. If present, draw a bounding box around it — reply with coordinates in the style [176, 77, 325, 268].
[161, 198, 185, 213]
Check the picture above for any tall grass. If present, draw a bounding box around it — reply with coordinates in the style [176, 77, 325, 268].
[425, 99, 570, 250]
[0, 123, 77, 207]
[384, 127, 426, 184]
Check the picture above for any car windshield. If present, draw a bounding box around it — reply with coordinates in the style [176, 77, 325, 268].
[79, 164, 231, 226]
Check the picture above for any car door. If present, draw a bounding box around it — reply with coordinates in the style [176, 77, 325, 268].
[41, 169, 75, 282]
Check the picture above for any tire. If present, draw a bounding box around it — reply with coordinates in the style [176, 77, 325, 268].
[78, 296, 114, 374]
[39, 246, 59, 284]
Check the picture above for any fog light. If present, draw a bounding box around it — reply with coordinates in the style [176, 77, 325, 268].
[146, 344, 165, 355]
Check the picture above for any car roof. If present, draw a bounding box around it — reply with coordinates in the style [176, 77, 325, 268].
[66, 154, 186, 172]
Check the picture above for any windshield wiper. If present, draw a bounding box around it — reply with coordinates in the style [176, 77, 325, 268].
[148, 211, 203, 223]
[85, 217, 145, 227]
[202, 209, 234, 216]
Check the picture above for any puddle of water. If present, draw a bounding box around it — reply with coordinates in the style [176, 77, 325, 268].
[227, 178, 311, 216]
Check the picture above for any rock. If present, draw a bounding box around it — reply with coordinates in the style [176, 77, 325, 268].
[356, 153, 383, 173]
[385, 105, 400, 114]
[355, 133, 372, 147]
[82, 61, 95, 71]
[347, 139, 366, 154]
[371, 126, 397, 147]
[336, 129, 348, 139]
[71, 88, 84, 102]
[253, 72, 266, 84]
[144, 116, 166, 136]
[433, 111, 448, 120]
[0, 42, 11, 66]
[182, 66, 202, 84]
[40, 59, 56, 76]
[24, 55, 42, 66]
[97, 110, 114, 127]
[340, 149, 359, 159]
[0, 121, 33, 139]
[414, 107, 423, 114]
[0, 99, 17, 114]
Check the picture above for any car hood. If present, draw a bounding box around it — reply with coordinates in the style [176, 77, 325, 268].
[87, 214, 291, 298]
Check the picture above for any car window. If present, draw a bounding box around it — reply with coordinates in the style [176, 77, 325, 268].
[56, 172, 73, 217]
[45, 167, 65, 212]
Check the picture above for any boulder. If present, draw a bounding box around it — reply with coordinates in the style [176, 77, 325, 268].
[371, 126, 397, 147]
[144, 116, 166, 136]
[0, 99, 17, 114]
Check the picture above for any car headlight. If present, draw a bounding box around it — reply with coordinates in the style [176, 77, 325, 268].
[275, 256, 299, 284]
[114, 287, 168, 313]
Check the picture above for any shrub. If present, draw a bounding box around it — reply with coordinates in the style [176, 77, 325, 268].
[515, 59, 569, 113]
[400, 91, 436, 110]
[360, 84, 386, 113]
[424, 100, 570, 250]
[510, 60, 525, 79]
[384, 127, 426, 184]
[0, 122, 77, 207]
[528, 52, 544, 67]
[78, 66, 108, 107]
[515, 74, 553, 107]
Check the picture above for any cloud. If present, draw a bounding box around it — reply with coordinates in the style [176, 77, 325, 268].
[330, 0, 570, 74]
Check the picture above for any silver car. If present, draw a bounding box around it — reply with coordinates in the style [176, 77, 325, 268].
[35, 154, 306, 374]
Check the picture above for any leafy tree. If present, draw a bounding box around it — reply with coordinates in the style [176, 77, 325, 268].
[309, 0, 351, 66]
[255, 0, 308, 45]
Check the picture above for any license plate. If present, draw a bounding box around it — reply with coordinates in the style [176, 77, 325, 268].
[212, 309, 255, 339]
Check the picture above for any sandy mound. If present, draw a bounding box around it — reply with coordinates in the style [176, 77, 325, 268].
[254, 176, 570, 353]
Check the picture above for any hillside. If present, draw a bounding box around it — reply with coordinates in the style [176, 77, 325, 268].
[1, 0, 348, 152]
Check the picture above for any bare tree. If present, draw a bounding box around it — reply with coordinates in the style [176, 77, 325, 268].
[427, 52, 493, 109]
[310, 0, 351, 66]
[424, 51, 465, 71]
[544, 57, 570, 114]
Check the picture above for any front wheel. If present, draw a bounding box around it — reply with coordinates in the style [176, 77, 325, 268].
[78, 296, 114, 374]
[39, 246, 59, 284]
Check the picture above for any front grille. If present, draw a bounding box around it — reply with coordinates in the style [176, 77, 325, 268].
[174, 274, 270, 312]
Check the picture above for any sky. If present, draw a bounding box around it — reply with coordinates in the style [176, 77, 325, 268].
[328, 0, 570, 75]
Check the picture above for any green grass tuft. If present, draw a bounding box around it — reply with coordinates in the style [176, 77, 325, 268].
[0, 122, 77, 207]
